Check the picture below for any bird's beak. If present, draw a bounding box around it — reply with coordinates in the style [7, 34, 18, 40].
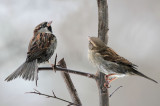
[47, 21, 52, 27]
[88, 36, 97, 47]
[88, 36, 92, 44]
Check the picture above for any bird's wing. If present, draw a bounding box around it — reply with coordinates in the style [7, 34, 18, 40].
[99, 47, 137, 68]
[27, 33, 55, 62]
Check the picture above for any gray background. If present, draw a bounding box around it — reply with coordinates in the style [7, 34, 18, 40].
[0, 0, 160, 106]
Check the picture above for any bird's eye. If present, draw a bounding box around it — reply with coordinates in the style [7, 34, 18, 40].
[42, 24, 46, 27]
[89, 42, 94, 50]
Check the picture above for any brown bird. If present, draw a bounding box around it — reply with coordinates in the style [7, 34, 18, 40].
[5, 21, 57, 83]
[88, 37, 157, 84]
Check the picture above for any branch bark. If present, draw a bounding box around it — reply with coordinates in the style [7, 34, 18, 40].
[57, 58, 82, 106]
[38, 66, 97, 79]
[97, 0, 109, 106]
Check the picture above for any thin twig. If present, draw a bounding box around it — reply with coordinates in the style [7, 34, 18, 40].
[38, 66, 97, 79]
[54, 54, 58, 68]
[27, 89, 77, 106]
[37, 56, 97, 105]
[109, 86, 123, 97]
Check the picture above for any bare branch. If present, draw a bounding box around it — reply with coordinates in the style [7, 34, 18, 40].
[58, 58, 82, 106]
[37, 55, 97, 105]
[27, 89, 77, 106]
[38, 66, 97, 79]
[97, 0, 109, 106]
[97, 0, 109, 44]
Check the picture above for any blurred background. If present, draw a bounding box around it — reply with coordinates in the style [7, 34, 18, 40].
[1, 0, 160, 106]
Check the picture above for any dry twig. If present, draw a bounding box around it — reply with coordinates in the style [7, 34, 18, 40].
[27, 89, 77, 106]
[109, 86, 123, 98]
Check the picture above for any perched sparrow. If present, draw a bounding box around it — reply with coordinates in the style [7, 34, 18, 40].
[88, 37, 157, 83]
[5, 21, 57, 83]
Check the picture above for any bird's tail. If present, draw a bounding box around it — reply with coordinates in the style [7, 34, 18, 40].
[131, 69, 158, 83]
[5, 60, 38, 82]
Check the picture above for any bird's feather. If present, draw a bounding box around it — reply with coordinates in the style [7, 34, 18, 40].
[99, 47, 137, 69]
[27, 33, 56, 62]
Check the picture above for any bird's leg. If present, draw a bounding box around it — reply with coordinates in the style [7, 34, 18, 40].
[108, 77, 117, 83]
[104, 80, 110, 88]
[104, 74, 117, 88]
[104, 74, 110, 88]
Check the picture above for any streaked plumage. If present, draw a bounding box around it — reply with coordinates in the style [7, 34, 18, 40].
[5, 21, 57, 83]
[88, 37, 157, 83]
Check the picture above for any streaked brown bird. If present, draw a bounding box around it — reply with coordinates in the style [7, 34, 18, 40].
[88, 37, 157, 84]
[5, 21, 57, 83]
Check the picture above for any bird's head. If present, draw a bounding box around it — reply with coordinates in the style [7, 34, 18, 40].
[88, 37, 106, 50]
[34, 21, 52, 34]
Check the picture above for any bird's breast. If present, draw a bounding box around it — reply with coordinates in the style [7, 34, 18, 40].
[88, 50, 127, 76]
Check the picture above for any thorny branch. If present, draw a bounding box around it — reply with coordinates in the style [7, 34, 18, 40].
[27, 89, 77, 106]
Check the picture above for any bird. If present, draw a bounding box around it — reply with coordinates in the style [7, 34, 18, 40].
[88, 37, 157, 84]
[5, 21, 57, 84]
